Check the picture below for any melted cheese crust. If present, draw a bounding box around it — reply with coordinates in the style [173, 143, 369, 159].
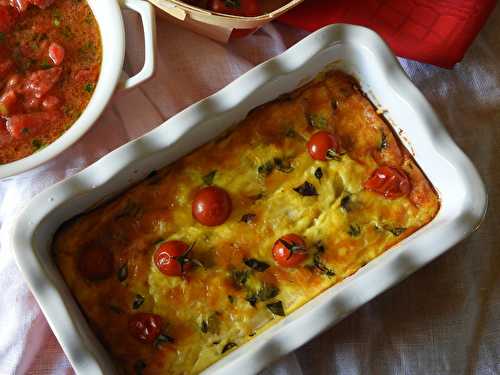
[54, 71, 439, 375]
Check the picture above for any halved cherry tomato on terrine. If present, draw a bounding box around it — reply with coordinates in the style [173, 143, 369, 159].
[77, 246, 114, 281]
[272, 234, 308, 268]
[307, 131, 341, 161]
[364, 166, 411, 199]
[192, 186, 232, 226]
[154, 240, 193, 277]
[128, 313, 162, 343]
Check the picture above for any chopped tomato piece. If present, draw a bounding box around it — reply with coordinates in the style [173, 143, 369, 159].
[42, 95, 60, 110]
[9, 0, 29, 13]
[5, 111, 60, 139]
[0, 89, 17, 115]
[364, 166, 411, 199]
[48, 42, 65, 66]
[21, 67, 62, 99]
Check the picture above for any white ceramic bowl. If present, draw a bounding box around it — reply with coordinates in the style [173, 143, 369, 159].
[7, 24, 487, 375]
[0, 0, 157, 180]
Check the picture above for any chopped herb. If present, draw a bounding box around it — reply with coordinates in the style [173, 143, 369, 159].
[258, 161, 274, 177]
[0, 32, 4, 42]
[228, 295, 235, 304]
[201, 313, 220, 334]
[132, 294, 145, 309]
[32, 139, 45, 151]
[39, 59, 52, 69]
[134, 360, 146, 375]
[307, 113, 328, 129]
[340, 195, 352, 212]
[266, 301, 285, 316]
[314, 167, 323, 181]
[311, 242, 335, 277]
[52, 17, 61, 27]
[293, 181, 318, 196]
[347, 224, 361, 237]
[202, 170, 217, 185]
[117, 263, 128, 282]
[285, 128, 297, 138]
[326, 148, 345, 161]
[154, 333, 174, 349]
[201, 320, 208, 333]
[331, 99, 339, 111]
[257, 284, 279, 301]
[84, 83, 94, 93]
[223, 0, 240, 8]
[240, 213, 256, 224]
[385, 226, 406, 236]
[230, 270, 249, 288]
[274, 158, 294, 173]
[244, 258, 270, 272]
[379, 131, 388, 151]
[246, 293, 257, 307]
[279, 238, 307, 259]
[249, 332, 256, 337]
[222, 342, 238, 354]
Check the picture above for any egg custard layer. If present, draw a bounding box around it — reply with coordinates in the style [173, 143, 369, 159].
[54, 71, 439, 375]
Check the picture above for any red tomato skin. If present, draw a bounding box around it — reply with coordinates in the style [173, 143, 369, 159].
[77, 247, 114, 281]
[128, 313, 162, 343]
[208, 0, 260, 16]
[272, 234, 307, 268]
[307, 131, 341, 161]
[48, 42, 65, 66]
[0, 5, 18, 32]
[364, 166, 411, 199]
[21, 67, 62, 99]
[5, 111, 60, 139]
[154, 240, 192, 276]
[192, 186, 232, 226]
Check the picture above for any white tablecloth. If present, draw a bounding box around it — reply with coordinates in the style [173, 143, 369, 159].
[1, 5, 499, 374]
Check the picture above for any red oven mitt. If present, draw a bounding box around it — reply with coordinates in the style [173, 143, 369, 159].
[279, 0, 497, 68]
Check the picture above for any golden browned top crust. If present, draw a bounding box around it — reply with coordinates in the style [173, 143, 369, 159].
[53, 70, 439, 375]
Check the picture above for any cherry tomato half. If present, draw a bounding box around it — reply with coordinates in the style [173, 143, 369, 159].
[208, 0, 260, 17]
[272, 234, 307, 268]
[154, 240, 193, 277]
[192, 186, 232, 226]
[364, 166, 411, 199]
[128, 313, 162, 343]
[77, 246, 114, 281]
[307, 131, 341, 161]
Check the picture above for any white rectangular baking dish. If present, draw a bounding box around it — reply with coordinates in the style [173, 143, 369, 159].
[7, 24, 487, 375]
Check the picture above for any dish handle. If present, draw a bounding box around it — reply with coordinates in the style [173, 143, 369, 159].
[119, 0, 157, 90]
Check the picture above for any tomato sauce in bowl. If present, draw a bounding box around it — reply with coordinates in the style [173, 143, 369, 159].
[0, 0, 101, 164]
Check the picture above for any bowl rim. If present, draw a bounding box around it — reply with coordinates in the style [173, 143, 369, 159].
[7, 24, 488, 374]
[0, 0, 125, 180]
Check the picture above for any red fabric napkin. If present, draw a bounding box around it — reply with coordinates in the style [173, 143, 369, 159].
[279, 0, 497, 68]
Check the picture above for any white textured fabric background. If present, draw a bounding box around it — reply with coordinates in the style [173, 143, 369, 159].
[0, 5, 499, 375]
